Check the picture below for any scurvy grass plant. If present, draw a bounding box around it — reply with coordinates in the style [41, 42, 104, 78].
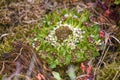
[32, 9, 102, 68]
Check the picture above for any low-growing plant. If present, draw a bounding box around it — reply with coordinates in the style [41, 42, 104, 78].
[32, 9, 103, 68]
[114, 0, 120, 5]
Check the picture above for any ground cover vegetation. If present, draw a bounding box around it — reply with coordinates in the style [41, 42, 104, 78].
[0, 0, 120, 80]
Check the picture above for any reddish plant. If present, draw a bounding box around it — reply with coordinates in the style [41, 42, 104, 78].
[99, 30, 105, 38]
[80, 63, 86, 73]
[36, 73, 45, 80]
[78, 63, 93, 80]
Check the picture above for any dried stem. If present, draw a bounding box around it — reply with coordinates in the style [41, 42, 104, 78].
[13, 48, 23, 62]
[0, 62, 5, 74]
[112, 71, 119, 80]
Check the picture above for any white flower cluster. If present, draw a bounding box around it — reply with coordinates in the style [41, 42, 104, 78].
[46, 23, 85, 49]
[64, 13, 78, 19]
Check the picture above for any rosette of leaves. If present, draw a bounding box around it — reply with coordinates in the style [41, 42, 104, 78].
[33, 9, 102, 68]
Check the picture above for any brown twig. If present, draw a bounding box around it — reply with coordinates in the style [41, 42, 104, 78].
[0, 61, 5, 74]
[13, 47, 23, 62]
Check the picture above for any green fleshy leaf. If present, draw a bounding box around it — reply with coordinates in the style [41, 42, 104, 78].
[52, 71, 62, 80]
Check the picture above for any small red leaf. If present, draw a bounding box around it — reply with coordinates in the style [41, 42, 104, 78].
[84, 76, 88, 80]
[36, 73, 45, 80]
[104, 9, 111, 17]
[86, 65, 92, 75]
[80, 63, 86, 73]
[79, 78, 83, 80]
[99, 30, 105, 38]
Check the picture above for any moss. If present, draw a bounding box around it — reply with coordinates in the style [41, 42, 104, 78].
[97, 62, 120, 80]
[0, 25, 34, 55]
[0, 40, 13, 54]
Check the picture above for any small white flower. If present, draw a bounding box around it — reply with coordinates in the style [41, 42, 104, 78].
[34, 38, 37, 41]
[45, 23, 85, 50]
[68, 43, 76, 49]
[64, 24, 70, 27]
[80, 35, 83, 39]
[74, 28, 78, 31]
[59, 21, 62, 24]
[48, 35, 52, 38]
[51, 43, 55, 46]
[53, 27, 58, 30]
[82, 31, 85, 34]
[64, 14, 69, 18]
[99, 42, 102, 45]
[73, 15, 78, 18]
[32, 43, 35, 48]
[90, 34, 95, 37]
[53, 40, 56, 43]
[77, 9, 84, 13]
[74, 34, 79, 37]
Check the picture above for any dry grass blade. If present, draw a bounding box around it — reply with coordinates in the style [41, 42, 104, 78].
[0, 41, 54, 80]
[0, 62, 5, 75]
[112, 71, 120, 80]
